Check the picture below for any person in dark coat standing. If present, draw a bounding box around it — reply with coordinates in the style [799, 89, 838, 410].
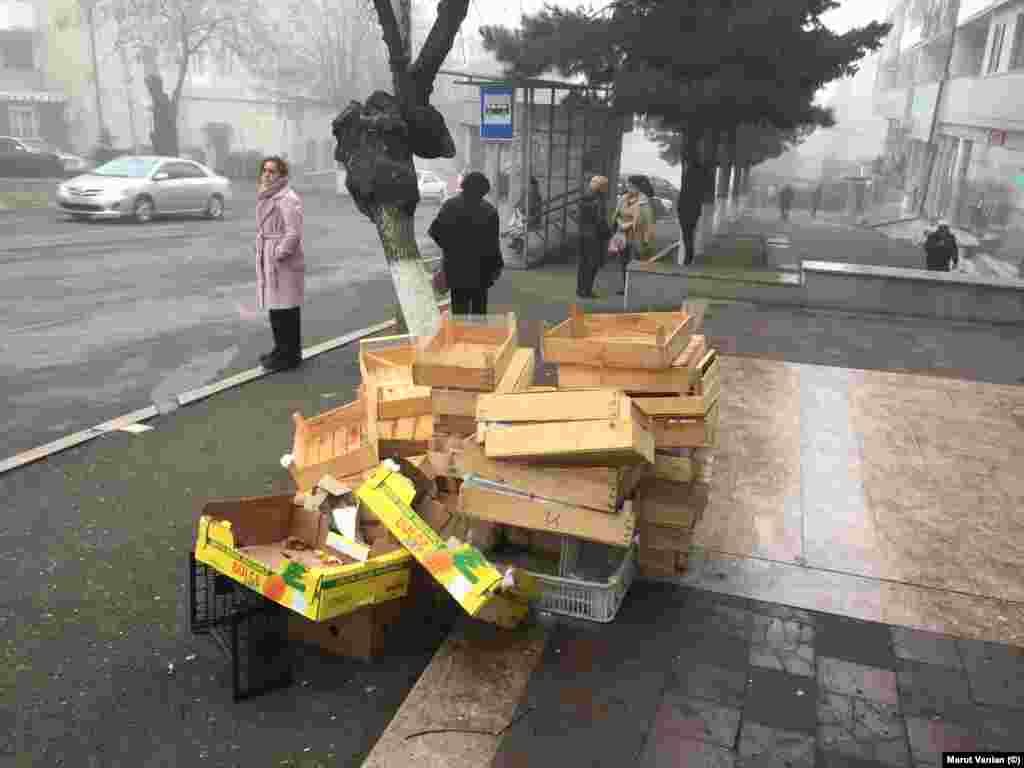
[677, 161, 705, 266]
[577, 175, 611, 298]
[778, 184, 795, 221]
[923, 222, 959, 271]
[256, 156, 305, 371]
[810, 184, 823, 219]
[428, 171, 503, 315]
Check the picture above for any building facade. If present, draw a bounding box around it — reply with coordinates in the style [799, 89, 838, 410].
[0, 0, 70, 146]
[874, 0, 1024, 260]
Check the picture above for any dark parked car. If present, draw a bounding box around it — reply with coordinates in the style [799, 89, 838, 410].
[0, 136, 65, 178]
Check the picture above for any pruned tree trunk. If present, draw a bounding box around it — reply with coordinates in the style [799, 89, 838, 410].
[331, 0, 468, 339]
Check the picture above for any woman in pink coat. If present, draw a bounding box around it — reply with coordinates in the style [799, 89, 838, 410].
[256, 156, 305, 371]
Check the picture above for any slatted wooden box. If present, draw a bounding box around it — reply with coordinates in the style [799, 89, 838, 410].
[543, 304, 692, 370]
[475, 388, 655, 466]
[413, 312, 518, 391]
[557, 334, 708, 395]
[429, 434, 644, 515]
[289, 398, 377, 493]
[359, 335, 432, 420]
[431, 347, 536, 438]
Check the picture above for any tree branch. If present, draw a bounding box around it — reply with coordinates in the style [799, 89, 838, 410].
[410, 0, 470, 98]
[371, 0, 407, 68]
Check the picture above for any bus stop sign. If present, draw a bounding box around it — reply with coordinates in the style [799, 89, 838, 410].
[480, 85, 515, 141]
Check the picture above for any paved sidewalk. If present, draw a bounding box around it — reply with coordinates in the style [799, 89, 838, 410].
[493, 585, 1024, 768]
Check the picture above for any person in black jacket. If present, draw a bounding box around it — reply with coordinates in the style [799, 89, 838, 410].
[577, 175, 611, 298]
[677, 161, 706, 266]
[923, 222, 959, 271]
[428, 171, 504, 315]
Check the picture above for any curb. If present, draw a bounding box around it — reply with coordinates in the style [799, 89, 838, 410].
[0, 299, 451, 477]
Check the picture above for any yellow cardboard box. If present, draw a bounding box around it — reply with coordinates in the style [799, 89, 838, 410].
[355, 463, 539, 628]
[193, 494, 414, 622]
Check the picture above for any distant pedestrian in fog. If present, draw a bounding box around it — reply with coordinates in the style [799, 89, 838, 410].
[810, 184, 823, 219]
[577, 175, 612, 298]
[428, 171, 504, 315]
[778, 184, 794, 221]
[923, 222, 958, 272]
[256, 155, 305, 372]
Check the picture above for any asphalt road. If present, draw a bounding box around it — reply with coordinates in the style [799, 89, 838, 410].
[0, 194, 447, 459]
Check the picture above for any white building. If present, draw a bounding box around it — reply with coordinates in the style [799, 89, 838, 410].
[873, 0, 1024, 260]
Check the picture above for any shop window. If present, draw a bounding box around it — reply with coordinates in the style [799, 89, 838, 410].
[1010, 14, 1024, 69]
[9, 106, 38, 138]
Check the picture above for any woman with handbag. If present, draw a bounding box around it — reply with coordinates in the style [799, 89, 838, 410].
[612, 176, 656, 295]
[256, 156, 306, 371]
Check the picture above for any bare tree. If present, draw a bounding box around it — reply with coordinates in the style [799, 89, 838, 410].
[99, 0, 273, 156]
[270, 0, 390, 107]
[332, 0, 468, 337]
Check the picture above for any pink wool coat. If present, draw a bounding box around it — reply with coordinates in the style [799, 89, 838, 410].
[256, 185, 305, 310]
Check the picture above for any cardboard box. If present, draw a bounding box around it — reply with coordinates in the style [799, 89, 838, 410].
[432, 434, 634, 514]
[289, 398, 377, 493]
[479, 391, 655, 466]
[543, 304, 692, 370]
[556, 336, 709, 395]
[194, 494, 414, 622]
[413, 312, 519, 391]
[287, 594, 409, 661]
[459, 479, 637, 548]
[355, 463, 539, 628]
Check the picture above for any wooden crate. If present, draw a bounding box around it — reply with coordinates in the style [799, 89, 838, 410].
[375, 414, 434, 459]
[458, 483, 637, 548]
[359, 334, 417, 384]
[431, 347, 536, 420]
[543, 304, 692, 369]
[360, 336, 432, 420]
[479, 391, 655, 466]
[651, 402, 720, 449]
[633, 477, 707, 529]
[556, 335, 708, 395]
[289, 398, 377, 493]
[413, 312, 518, 391]
[430, 433, 636, 514]
[632, 350, 720, 418]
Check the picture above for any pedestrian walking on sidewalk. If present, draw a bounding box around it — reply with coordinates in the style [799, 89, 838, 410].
[778, 184, 794, 221]
[577, 175, 612, 298]
[256, 156, 305, 372]
[810, 184, 823, 219]
[428, 171, 503, 315]
[923, 221, 959, 271]
[677, 161, 705, 265]
[612, 176, 656, 295]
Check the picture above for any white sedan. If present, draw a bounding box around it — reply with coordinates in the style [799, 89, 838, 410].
[57, 155, 232, 223]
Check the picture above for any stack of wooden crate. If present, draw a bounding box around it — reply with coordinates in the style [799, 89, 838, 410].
[542, 303, 720, 579]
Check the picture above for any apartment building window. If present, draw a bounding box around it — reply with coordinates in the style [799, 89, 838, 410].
[987, 22, 1006, 73]
[1010, 14, 1024, 69]
[8, 106, 39, 138]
